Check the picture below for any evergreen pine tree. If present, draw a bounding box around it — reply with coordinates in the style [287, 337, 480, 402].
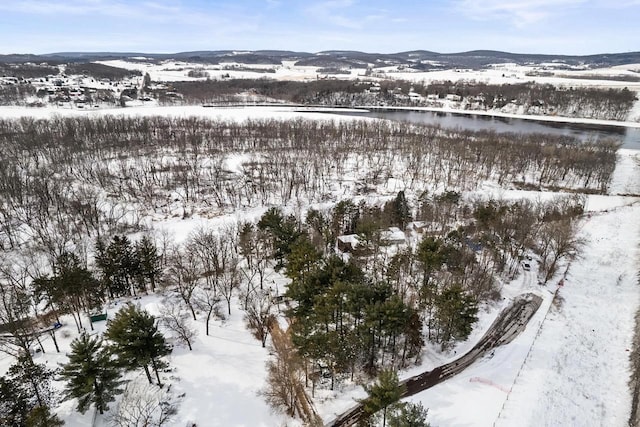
[53, 252, 103, 332]
[135, 235, 161, 292]
[0, 356, 64, 427]
[285, 236, 322, 284]
[361, 369, 406, 427]
[25, 406, 65, 427]
[393, 191, 412, 229]
[60, 334, 123, 415]
[105, 304, 171, 387]
[258, 208, 302, 269]
[0, 375, 30, 426]
[108, 235, 136, 296]
[434, 284, 478, 345]
[387, 402, 430, 427]
[96, 236, 138, 297]
[7, 355, 56, 409]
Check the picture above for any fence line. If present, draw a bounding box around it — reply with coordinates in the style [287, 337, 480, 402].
[493, 267, 570, 426]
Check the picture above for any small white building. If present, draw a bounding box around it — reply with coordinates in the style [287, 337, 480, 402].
[381, 227, 406, 245]
[337, 235, 360, 253]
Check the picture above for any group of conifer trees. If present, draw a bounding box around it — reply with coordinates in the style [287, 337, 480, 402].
[0, 302, 171, 426]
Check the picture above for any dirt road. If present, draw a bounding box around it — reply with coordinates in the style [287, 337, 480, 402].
[326, 293, 543, 427]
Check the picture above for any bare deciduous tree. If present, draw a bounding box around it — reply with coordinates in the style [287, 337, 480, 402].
[216, 228, 240, 316]
[0, 260, 42, 361]
[539, 219, 584, 284]
[244, 289, 275, 347]
[194, 284, 222, 336]
[109, 380, 179, 427]
[260, 328, 304, 418]
[159, 302, 197, 351]
[165, 248, 200, 320]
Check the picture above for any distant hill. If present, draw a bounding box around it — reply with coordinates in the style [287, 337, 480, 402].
[1, 50, 639, 69]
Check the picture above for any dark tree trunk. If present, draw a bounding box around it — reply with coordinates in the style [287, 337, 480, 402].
[151, 358, 163, 388]
[50, 329, 60, 352]
[143, 364, 153, 384]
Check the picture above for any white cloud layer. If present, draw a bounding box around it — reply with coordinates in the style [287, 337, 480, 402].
[456, 0, 585, 27]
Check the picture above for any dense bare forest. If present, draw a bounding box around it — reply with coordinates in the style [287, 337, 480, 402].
[164, 79, 636, 120]
[0, 116, 617, 251]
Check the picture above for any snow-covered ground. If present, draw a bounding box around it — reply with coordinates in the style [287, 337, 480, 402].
[0, 104, 369, 122]
[99, 59, 640, 91]
[495, 200, 640, 427]
[0, 292, 291, 427]
[385, 65, 640, 91]
[610, 149, 640, 195]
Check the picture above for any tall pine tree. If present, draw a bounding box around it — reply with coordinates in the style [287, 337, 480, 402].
[60, 334, 123, 415]
[0, 375, 29, 426]
[361, 369, 406, 427]
[7, 355, 57, 411]
[105, 304, 171, 387]
[135, 235, 162, 292]
[387, 402, 430, 427]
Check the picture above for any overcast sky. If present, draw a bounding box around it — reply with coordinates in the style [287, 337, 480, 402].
[0, 0, 637, 55]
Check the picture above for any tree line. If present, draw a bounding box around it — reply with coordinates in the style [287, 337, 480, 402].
[158, 78, 636, 121]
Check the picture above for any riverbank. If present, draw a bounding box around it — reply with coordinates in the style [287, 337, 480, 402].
[2, 103, 640, 130]
[353, 105, 640, 130]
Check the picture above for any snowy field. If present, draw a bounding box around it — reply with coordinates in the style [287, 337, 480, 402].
[99, 59, 640, 91]
[389, 197, 640, 427]
[0, 104, 368, 122]
[494, 201, 640, 427]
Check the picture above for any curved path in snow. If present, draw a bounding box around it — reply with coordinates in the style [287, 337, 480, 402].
[326, 293, 543, 427]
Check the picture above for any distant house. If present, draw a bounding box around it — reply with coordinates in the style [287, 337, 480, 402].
[446, 94, 462, 102]
[336, 234, 359, 253]
[407, 221, 429, 234]
[381, 227, 406, 246]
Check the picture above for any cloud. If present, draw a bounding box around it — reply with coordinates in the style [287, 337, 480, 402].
[601, 0, 640, 6]
[305, 0, 363, 29]
[0, 0, 137, 17]
[456, 0, 586, 27]
[0, 0, 262, 33]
